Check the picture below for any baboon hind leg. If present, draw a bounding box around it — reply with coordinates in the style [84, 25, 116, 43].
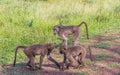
[60, 34, 68, 46]
[39, 55, 45, 69]
[72, 32, 80, 46]
[88, 46, 94, 61]
[80, 54, 86, 67]
[26, 55, 35, 68]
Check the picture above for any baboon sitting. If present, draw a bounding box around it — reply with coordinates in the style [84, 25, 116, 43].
[13, 43, 60, 70]
[59, 45, 86, 70]
[53, 21, 89, 46]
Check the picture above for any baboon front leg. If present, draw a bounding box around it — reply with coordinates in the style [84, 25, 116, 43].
[66, 56, 81, 69]
[47, 50, 61, 69]
[72, 32, 79, 46]
[61, 53, 67, 70]
[29, 56, 35, 70]
[39, 55, 45, 69]
[67, 55, 79, 68]
[75, 56, 81, 65]
[47, 55, 61, 69]
[60, 34, 68, 46]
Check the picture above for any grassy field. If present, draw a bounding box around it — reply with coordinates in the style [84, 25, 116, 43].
[0, 0, 120, 66]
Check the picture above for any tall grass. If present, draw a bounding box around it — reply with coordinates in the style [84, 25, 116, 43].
[0, 0, 120, 65]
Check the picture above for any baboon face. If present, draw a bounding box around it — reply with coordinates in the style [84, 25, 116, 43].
[47, 43, 54, 50]
[59, 45, 67, 54]
[53, 25, 62, 35]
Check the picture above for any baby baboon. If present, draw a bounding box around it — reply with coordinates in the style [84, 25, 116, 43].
[13, 43, 60, 70]
[59, 45, 86, 70]
[53, 21, 89, 46]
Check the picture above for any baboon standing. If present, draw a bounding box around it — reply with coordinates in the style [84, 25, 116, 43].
[13, 43, 60, 70]
[53, 22, 93, 61]
[53, 21, 89, 46]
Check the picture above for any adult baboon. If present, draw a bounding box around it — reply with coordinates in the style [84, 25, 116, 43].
[53, 21, 89, 46]
[53, 21, 93, 61]
[59, 45, 86, 70]
[13, 43, 60, 70]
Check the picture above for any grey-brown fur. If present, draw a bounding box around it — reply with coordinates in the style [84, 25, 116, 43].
[13, 43, 60, 70]
[53, 21, 89, 46]
[59, 45, 86, 70]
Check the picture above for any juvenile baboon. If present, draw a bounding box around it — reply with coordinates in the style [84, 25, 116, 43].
[13, 43, 60, 70]
[59, 45, 86, 70]
[53, 21, 89, 46]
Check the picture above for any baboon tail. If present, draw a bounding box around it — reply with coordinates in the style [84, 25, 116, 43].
[78, 21, 89, 39]
[13, 46, 26, 67]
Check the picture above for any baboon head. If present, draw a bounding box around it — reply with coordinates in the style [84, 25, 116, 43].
[53, 25, 62, 35]
[59, 45, 67, 54]
[47, 43, 54, 50]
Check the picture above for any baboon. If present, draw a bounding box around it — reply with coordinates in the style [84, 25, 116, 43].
[53, 21, 89, 46]
[13, 43, 60, 70]
[53, 21, 93, 61]
[59, 45, 86, 70]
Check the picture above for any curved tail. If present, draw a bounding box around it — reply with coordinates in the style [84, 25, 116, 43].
[78, 21, 89, 39]
[13, 46, 26, 67]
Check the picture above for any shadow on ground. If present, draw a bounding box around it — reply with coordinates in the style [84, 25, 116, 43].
[2, 63, 76, 75]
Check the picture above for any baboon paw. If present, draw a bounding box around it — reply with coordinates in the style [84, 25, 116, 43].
[26, 64, 32, 68]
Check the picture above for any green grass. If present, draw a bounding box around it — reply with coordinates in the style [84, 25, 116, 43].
[0, 0, 120, 65]
[92, 42, 111, 49]
[76, 71, 89, 75]
[86, 60, 94, 66]
[93, 67, 99, 71]
[75, 71, 85, 75]
[96, 54, 107, 61]
[108, 63, 120, 68]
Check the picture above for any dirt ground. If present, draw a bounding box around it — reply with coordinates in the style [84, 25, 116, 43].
[1, 33, 120, 75]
